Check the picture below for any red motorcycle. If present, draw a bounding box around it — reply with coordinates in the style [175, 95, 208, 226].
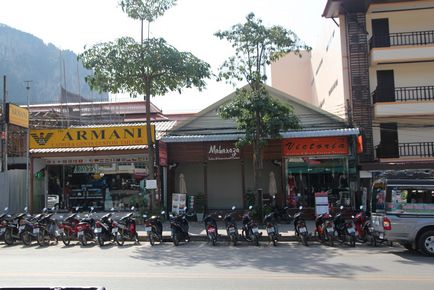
[58, 212, 81, 246]
[353, 205, 383, 246]
[315, 212, 335, 246]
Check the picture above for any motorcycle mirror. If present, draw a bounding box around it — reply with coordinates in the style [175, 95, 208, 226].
[42, 207, 47, 213]
[299, 206, 303, 210]
[218, 215, 222, 219]
[131, 206, 135, 211]
[59, 215, 64, 219]
[359, 205, 363, 210]
[351, 215, 355, 219]
[24, 206, 28, 212]
[4, 207, 8, 212]
[75, 206, 80, 212]
[161, 211, 166, 215]
[90, 206, 95, 211]
[110, 207, 115, 212]
[340, 205, 344, 210]
[143, 214, 147, 218]
[231, 206, 236, 210]
[248, 205, 253, 210]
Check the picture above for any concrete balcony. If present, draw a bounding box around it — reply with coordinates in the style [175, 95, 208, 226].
[369, 30, 434, 65]
[373, 86, 434, 118]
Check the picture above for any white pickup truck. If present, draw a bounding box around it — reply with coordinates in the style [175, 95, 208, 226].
[371, 178, 434, 256]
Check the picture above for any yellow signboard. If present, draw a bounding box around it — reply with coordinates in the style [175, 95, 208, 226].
[7, 103, 29, 128]
[30, 125, 155, 149]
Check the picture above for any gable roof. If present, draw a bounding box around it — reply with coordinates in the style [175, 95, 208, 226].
[169, 84, 348, 136]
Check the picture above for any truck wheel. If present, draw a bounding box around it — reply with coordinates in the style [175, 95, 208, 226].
[418, 230, 434, 256]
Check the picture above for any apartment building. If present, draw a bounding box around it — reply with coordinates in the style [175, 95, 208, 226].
[323, 0, 434, 174]
[271, 19, 347, 119]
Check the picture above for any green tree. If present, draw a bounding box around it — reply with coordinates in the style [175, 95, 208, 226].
[215, 13, 310, 217]
[79, 0, 211, 210]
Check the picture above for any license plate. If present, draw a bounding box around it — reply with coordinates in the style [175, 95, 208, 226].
[228, 227, 236, 233]
[33, 228, 40, 234]
[267, 227, 275, 234]
[252, 227, 259, 234]
[58, 228, 64, 233]
[94, 227, 102, 233]
[299, 227, 307, 233]
[78, 231, 83, 237]
[19, 225, 25, 231]
[326, 227, 334, 233]
[112, 228, 118, 234]
[55, 231, 60, 237]
[208, 227, 216, 233]
[347, 227, 355, 234]
[144, 227, 152, 232]
[379, 233, 384, 239]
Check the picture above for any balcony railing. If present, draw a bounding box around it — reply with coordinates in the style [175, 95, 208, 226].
[377, 142, 434, 158]
[399, 142, 434, 158]
[372, 85, 434, 103]
[369, 30, 434, 49]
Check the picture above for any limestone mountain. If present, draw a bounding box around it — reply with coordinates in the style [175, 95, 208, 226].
[0, 23, 108, 105]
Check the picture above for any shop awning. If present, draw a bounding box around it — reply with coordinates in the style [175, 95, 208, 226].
[30, 145, 148, 154]
[161, 128, 360, 143]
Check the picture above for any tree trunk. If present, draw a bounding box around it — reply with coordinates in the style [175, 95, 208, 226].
[145, 80, 155, 211]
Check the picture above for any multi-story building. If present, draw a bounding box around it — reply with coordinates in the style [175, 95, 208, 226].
[323, 0, 434, 176]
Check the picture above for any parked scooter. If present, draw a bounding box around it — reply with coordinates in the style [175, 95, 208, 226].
[224, 206, 239, 246]
[58, 207, 81, 246]
[95, 211, 115, 246]
[113, 207, 140, 246]
[143, 211, 165, 246]
[170, 210, 190, 246]
[0, 207, 11, 241]
[3, 207, 31, 246]
[76, 207, 96, 246]
[35, 208, 60, 246]
[315, 212, 335, 246]
[334, 205, 356, 247]
[19, 209, 45, 246]
[293, 206, 309, 246]
[264, 210, 281, 246]
[353, 205, 385, 246]
[241, 206, 261, 246]
[203, 213, 220, 246]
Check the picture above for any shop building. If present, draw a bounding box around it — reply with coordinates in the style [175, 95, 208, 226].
[29, 122, 175, 212]
[161, 85, 360, 215]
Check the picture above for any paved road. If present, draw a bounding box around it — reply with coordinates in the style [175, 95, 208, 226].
[1, 240, 433, 290]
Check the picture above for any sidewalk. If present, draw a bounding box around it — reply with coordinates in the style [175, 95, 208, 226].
[136, 220, 317, 242]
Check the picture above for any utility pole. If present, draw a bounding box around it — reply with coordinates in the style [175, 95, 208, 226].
[2, 75, 8, 173]
[25, 80, 32, 208]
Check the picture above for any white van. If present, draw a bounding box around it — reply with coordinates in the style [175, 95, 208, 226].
[371, 178, 434, 256]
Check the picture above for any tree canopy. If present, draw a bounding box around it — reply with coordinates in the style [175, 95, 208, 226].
[79, 37, 211, 97]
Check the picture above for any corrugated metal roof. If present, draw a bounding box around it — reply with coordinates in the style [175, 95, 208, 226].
[161, 128, 359, 143]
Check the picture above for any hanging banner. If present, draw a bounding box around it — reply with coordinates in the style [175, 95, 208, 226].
[30, 125, 155, 149]
[282, 136, 349, 156]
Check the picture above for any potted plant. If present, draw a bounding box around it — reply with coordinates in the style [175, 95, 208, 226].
[195, 192, 205, 222]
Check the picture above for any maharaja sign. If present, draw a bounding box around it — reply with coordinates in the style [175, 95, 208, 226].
[30, 125, 155, 149]
[208, 143, 240, 160]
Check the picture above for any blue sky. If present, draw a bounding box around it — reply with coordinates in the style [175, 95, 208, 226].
[0, 0, 329, 113]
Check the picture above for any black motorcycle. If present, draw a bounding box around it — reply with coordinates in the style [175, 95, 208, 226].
[95, 212, 114, 246]
[0, 207, 11, 241]
[264, 211, 280, 246]
[334, 205, 356, 247]
[143, 211, 164, 246]
[224, 206, 239, 246]
[113, 207, 140, 246]
[170, 211, 190, 246]
[3, 207, 31, 246]
[241, 206, 261, 246]
[294, 206, 309, 246]
[21, 210, 47, 246]
[204, 213, 220, 246]
[35, 210, 60, 247]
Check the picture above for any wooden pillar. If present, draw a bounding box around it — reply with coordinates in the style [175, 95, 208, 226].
[241, 160, 246, 209]
[203, 162, 208, 212]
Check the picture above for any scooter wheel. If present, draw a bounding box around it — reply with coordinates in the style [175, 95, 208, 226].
[21, 231, 32, 246]
[272, 238, 277, 247]
[148, 232, 155, 246]
[172, 233, 179, 246]
[37, 229, 50, 247]
[97, 235, 105, 247]
[4, 229, 14, 246]
[301, 234, 308, 246]
[79, 235, 87, 246]
[61, 231, 71, 246]
[116, 233, 125, 246]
